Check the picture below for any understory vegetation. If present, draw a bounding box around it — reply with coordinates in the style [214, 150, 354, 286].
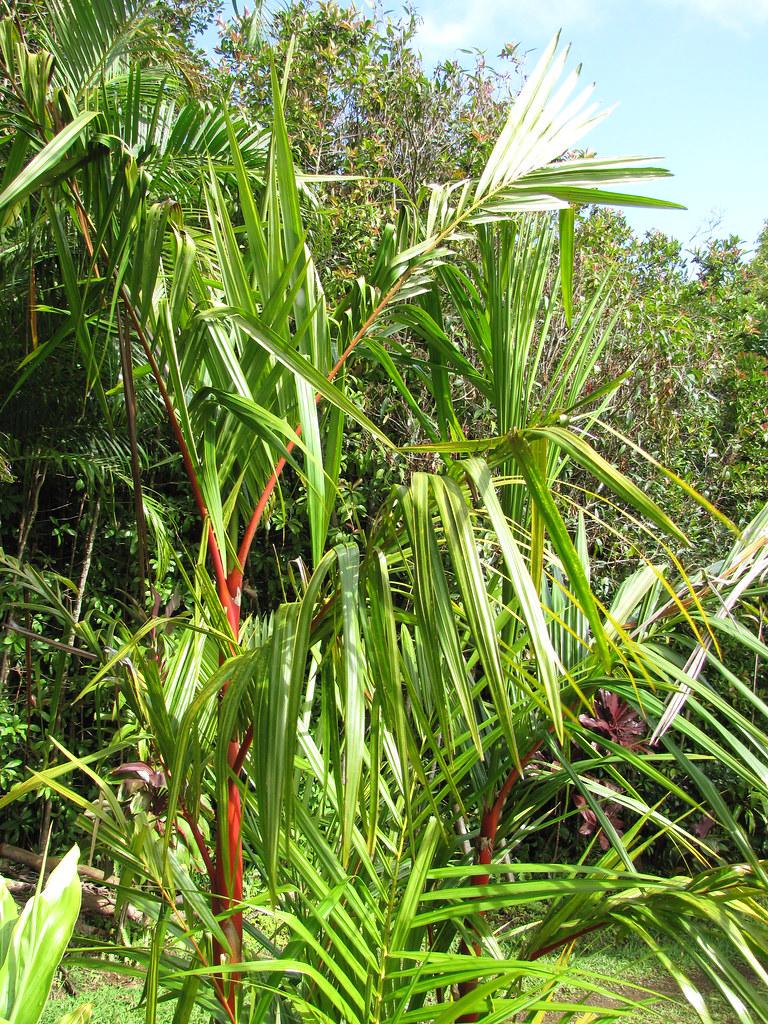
[1, 1, 767, 1022]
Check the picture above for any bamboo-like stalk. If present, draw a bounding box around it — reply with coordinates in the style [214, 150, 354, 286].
[0, 461, 46, 689]
[39, 493, 101, 852]
[116, 304, 148, 598]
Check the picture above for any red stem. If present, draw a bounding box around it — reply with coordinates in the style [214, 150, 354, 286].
[210, 734, 244, 1017]
[235, 265, 416, 581]
[233, 725, 253, 776]
[210, 583, 245, 1017]
[233, 451, 292, 596]
[121, 299, 231, 611]
[456, 742, 543, 1021]
[181, 809, 217, 882]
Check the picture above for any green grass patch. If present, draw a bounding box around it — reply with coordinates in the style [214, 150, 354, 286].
[43, 970, 207, 1024]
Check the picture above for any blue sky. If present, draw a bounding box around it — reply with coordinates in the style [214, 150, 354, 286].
[208, 0, 768, 252]
[413, 0, 767, 251]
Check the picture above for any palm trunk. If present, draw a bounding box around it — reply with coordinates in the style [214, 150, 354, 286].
[456, 742, 543, 1022]
[210, 580, 245, 1017]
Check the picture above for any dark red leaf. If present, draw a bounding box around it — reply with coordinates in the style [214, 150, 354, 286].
[574, 784, 625, 851]
[580, 689, 647, 750]
[113, 761, 167, 789]
[692, 813, 717, 838]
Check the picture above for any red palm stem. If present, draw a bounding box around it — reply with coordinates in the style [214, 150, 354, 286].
[456, 741, 543, 1021]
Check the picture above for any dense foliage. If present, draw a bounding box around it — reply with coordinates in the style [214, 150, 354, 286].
[0, 2, 767, 1023]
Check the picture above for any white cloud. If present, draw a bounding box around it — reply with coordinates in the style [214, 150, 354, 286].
[414, 0, 604, 60]
[414, 0, 768, 60]
[416, 15, 470, 51]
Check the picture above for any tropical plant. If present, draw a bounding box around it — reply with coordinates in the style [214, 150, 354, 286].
[2, 2, 768, 1022]
[0, 845, 90, 1024]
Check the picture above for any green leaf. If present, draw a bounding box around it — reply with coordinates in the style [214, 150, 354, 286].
[0, 847, 82, 1024]
[506, 431, 611, 670]
[527, 425, 689, 544]
[336, 545, 364, 866]
[0, 112, 99, 214]
[55, 1006, 92, 1024]
[465, 459, 565, 739]
[218, 309, 393, 449]
[559, 207, 574, 326]
[390, 817, 440, 950]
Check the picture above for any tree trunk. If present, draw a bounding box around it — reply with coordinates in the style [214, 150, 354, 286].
[0, 460, 46, 689]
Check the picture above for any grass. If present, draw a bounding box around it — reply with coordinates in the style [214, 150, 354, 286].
[551, 949, 732, 1023]
[534, 930, 738, 1023]
[44, 983, 157, 1024]
[42, 970, 206, 1024]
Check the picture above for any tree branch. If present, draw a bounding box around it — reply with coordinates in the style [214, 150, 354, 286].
[235, 265, 417, 579]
